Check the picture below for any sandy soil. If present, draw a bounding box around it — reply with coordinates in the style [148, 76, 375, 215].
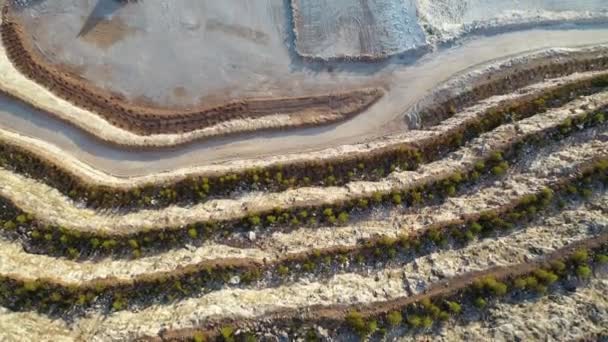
[1, 163, 605, 284]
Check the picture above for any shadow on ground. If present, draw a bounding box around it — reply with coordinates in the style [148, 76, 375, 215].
[77, 0, 130, 38]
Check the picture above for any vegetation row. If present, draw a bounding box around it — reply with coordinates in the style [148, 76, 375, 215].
[0, 157, 606, 317]
[0, 48, 606, 211]
[152, 238, 608, 342]
[0, 109, 606, 260]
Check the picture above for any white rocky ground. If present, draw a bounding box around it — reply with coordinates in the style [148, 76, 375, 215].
[418, 0, 608, 44]
[416, 277, 608, 342]
[0, 200, 604, 341]
[293, 0, 426, 59]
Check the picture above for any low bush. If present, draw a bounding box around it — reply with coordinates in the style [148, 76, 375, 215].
[386, 311, 403, 326]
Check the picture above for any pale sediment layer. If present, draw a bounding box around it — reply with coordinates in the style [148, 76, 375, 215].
[0, 90, 606, 235]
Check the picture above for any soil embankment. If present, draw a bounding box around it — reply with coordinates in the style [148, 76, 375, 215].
[0, 6, 382, 136]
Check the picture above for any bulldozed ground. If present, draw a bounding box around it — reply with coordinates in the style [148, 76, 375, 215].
[1, 0, 608, 341]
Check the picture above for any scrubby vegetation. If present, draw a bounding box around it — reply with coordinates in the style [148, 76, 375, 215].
[0, 155, 606, 316]
[143, 238, 608, 341]
[0, 105, 605, 260]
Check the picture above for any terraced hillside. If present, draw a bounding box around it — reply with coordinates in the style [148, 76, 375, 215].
[1, 0, 608, 341]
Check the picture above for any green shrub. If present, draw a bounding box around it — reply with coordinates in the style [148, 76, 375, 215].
[392, 193, 402, 205]
[102, 239, 117, 250]
[327, 215, 337, 225]
[489, 152, 503, 163]
[50, 292, 62, 302]
[277, 265, 289, 277]
[421, 316, 433, 329]
[23, 280, 38, 292]
[346, 311, 372, 336]
[90, 238, 100, 249]
[438, 311, 450, 321]
[550, 260, 567, 273]
[491, 161, 509, 176]
[594, 112, 605, 124]
[387, 311, 403, 326]
[68, 248, 80, 259]
[112, 297, 126, 311]
[514, 277, 527, 290]
[16, 215, 28, 224]
[3, 221, 16, 230]
[581, 189, 593, 198]
[128, 239, 139, 249]
[266, 215, 277, 224]
[407, 314, 422, 328]
[539, 188, 554, 206]
[446, 301, 462, 314]
[571, 249, 589, 264]
[474, 297, 487, 308]
[302, 261, 315, 272]
[241, 269, 262, 283]
[188, 228, 198, 239]
[411, 191, 423, 204]
[533, 269, 559, 285]
[524, 276, 539, 289]
[469, 222, 483, 234]
[220, 326, 235, 342]
[576, 265, 592, 278]
[337, 212, 349, 224]
[372, 192, 383, 203]
[596, 254, 608, 264]
[248, 216, 261, 226]
[193, 331, 207, 342]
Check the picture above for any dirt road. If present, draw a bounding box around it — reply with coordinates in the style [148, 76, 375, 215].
[1, 27, 608, 177]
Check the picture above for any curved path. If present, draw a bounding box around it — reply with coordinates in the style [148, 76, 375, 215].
[1, 28, 608, 177]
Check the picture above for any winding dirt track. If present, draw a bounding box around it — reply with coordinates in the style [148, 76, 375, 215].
[1, 29, 608, 176]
